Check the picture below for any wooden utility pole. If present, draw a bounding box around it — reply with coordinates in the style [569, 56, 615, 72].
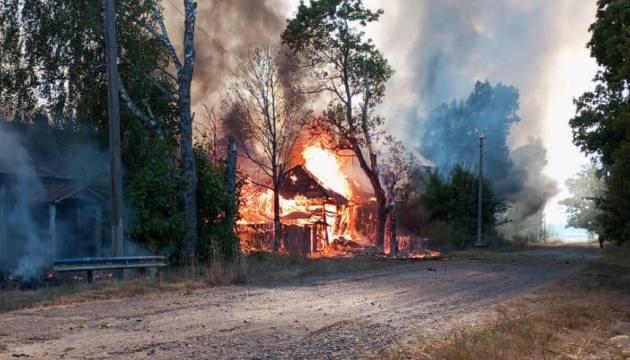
[104, 0, 124, 257]
[226, 136, 238, 256]
[475, 135, 487, 247]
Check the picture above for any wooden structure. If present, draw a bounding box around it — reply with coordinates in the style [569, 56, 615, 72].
[0, 167, 105, 277]
[279, 165, 348, 254]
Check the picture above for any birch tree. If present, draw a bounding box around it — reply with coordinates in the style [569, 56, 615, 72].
[127, 0, 199, 265]
[224, 42, 309, 252]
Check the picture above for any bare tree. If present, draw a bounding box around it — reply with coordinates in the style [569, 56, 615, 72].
[224, 42, 309, 252]
[380, 136, 415, 257]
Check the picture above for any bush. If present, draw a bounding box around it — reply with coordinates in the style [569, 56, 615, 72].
[195, 149, 239, 263]
[128, 140, 186, 261]
[421, 165, 500, 248]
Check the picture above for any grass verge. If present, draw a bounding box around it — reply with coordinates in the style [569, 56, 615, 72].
[382, 246, 630, 360]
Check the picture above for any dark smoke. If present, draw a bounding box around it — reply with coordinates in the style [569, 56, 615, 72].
[165, 0, 286, 107]
[509, 139, 559, 219]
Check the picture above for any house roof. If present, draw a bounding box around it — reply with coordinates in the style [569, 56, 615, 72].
[280, 165, 348, 206]
[43, 181, 104, 203]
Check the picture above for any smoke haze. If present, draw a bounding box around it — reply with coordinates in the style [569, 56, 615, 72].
[165, 0, 596, 223]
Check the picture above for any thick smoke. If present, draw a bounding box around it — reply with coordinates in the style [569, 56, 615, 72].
[419, 81, 558, 221]
[509, 139, 559, 219]
[0, 127, 47, 278]
[0, 117, 151, 279]
[361, 0, 595, 223]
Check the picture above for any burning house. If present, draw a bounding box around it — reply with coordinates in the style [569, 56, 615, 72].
[236, 128, 442, 260]
[237, 138, 380, 256]
[279, 164, 348, 255]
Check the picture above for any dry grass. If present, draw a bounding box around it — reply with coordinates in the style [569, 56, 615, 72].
[383, 246, 630, 360]
[0, 253, 401, 313]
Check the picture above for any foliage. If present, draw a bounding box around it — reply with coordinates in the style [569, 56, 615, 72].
[282, 0, 394, 247]
[569, 0, 630, 244]
[0, 0, 179, 170]
[195, 149, 239, 263]
[421, 81, 521, 196]
[128, 140, 186, 261]
[421, 165, 500, 248]
[560, 163, 605, 234]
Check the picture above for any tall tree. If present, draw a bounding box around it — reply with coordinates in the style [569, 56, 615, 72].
[421, 81, 521, 197]
[224, 42, 309, 252]
[282, 0, 394, 248]
[0, 1, 191, 258]
[140, 0, 199, 265]
[570, 0, 630, 244]
[0, 0, 179, 169]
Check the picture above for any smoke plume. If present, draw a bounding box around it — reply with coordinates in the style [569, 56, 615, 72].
[0, 126, 47, 278]
[361, 0, 595, 221]
[165, 0, 287, 108]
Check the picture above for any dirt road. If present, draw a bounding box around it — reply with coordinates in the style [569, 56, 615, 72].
[0, 246, 599, 359]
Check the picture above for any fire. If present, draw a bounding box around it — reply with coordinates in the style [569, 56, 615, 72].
[236, 134, 441, 259]
[302, 146, 351, 198]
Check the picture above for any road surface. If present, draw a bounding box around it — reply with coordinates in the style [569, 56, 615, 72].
[0, 246, 598, 359]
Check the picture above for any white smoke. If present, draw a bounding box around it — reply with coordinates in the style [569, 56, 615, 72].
[0, 127, 48, 278]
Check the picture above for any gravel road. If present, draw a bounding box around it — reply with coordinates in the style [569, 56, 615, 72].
[0, 246, 598, 359]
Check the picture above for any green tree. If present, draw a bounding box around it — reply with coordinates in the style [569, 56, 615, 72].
[0, 0, 179, 175]
[282, 0, 394, 248]
[560, 164, 605, 236]
[195, 149, 239, 262]
[0, 1, 194, 256]
[128, 141, 186, 260]
[570, 0, 630, 244]
[422, 165, 499, 248]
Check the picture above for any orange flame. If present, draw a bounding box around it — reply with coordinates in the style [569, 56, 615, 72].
[302, 146, 351, 198]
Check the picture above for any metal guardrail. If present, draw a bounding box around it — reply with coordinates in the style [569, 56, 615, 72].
[53, 256, 167, 283]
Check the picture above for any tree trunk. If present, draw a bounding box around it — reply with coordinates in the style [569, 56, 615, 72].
[375, 200, 387, 249]
[226, 136, 238, 256]
[180, 0, 198, 268]
[388, 211, 397, 257]
[273, 186, 281, 252]
[180, 87, 197, 266]
[350, 139, 387, 248]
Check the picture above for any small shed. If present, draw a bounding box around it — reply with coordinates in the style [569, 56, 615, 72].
[0, 169, 105, 277]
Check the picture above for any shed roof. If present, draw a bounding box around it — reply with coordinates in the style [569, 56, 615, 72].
[280, 165, 348, 206]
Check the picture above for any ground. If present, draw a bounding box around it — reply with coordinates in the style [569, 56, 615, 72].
[0, 245, 621, 359]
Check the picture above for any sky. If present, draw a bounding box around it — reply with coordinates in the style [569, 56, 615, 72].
[283, 0, 599, 231]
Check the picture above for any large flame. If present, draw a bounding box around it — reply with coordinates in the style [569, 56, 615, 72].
[237, 136, 441, 260]
[302, 146, 351, 198]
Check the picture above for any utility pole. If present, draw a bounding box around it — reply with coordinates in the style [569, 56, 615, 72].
[104, 0, 124, 258]
[475, 135, 487, 247]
